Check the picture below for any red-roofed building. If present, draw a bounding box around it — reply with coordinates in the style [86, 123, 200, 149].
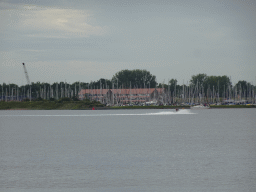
[78, 88, 167, 105]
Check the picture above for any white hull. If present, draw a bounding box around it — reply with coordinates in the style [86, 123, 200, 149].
[191, 105, 210, 109]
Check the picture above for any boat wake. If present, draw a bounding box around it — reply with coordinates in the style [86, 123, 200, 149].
[146, 109, 195, 115]
[0, 109, 195, 117]
[97, 109, 195, 116]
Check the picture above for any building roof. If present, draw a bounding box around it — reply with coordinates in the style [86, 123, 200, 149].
[79, 88, 165, 95]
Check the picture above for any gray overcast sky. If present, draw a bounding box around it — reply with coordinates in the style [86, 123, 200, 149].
[1, 0, 256, 86]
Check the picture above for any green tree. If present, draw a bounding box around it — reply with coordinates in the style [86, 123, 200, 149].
[169, 79, 178, 93]
[111, 69, 157, 88]
[235, 80, 253, 97]
[189, 74, 231, 97]
[204, 75, 231, 97]
[89, 78, 112, 89]
[190, 74, 207, 87]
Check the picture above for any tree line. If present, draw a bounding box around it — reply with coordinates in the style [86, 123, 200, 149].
[0, 69, 255, 101]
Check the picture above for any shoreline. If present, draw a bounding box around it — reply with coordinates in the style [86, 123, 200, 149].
[1, 101, 255, 110]
[1, 105, 255, 110]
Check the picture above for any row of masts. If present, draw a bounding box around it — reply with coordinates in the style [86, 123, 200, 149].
[1, 81, 255, 105]
[0, 82, 82, 102]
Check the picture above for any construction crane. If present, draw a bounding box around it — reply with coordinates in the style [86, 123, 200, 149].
[22, 63, 30, 85]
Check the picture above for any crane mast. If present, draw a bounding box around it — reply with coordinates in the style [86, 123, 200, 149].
[22, 63, 30, 85]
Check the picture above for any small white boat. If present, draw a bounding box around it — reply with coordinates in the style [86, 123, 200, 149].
[191, 104, 210, 109]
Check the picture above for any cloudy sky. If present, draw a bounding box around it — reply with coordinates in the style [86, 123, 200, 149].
[1, 0, 256, 86]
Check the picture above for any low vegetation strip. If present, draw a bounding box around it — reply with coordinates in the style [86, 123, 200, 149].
[0, 100, 190, 110]
[0, 100, 104, 110]
[1, 101, 255, 110]
[210, 105, 256, 108]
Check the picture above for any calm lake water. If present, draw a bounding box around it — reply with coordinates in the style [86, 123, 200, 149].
[0, 109, 256, 192]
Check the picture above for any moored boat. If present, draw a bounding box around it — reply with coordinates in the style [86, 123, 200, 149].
[191, 104, 210, 109]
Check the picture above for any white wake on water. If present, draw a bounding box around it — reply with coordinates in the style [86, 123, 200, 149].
[146, 109, 195, 115]
[0, 109, 195, 117]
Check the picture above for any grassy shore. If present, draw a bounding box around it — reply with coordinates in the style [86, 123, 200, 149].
[0, 100, 191, 110]
[209, 105, 256, 108]
[0, 101, 190, 110]
[1, 101, 255, 110]
[0, 100, 104, 110]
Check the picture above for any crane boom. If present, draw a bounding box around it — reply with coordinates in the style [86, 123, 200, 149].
[22, 63, 31, 85]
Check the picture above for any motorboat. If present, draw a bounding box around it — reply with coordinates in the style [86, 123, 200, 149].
[191, 104, 210, 109]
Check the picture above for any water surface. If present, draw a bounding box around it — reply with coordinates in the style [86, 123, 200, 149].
[1, 109, 255, 192]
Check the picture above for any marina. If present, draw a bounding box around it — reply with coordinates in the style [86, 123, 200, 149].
[1, 82, 255, 107]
